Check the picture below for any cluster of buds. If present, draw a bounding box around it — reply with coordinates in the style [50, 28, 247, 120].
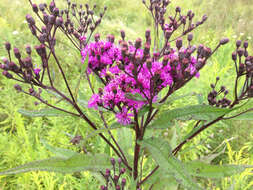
[232, 40, 253, 98]
[142, 0, 208, 45]
[1, 42, 43, 85]
[208, 77, 231, 108]
[100, 158, 127, 190]
[28, 0, 106, 50]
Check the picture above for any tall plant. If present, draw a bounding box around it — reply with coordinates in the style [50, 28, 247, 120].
[0, 0, 253, 189]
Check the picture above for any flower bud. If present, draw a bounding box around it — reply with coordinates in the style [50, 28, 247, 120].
[187, 33, 193, 42]
[118, 158, 122, 164]
[49, 1, 55, 12]
[165, 30, 172, 39]
[32, 4, 38, 13]
[122, 178, 126, 187]
[24, 57, 32, 68]
[244, 41, 248, 49]
[49, 15, 56, 24]
[238, 48, 244, 57]
[2, 70, 13, 79]
[43, 14, 49, 24]
[120, 30, 125, 40]
[135, 38, 142, 49]
[220, 38, 229, 45]
[53, 7, 59, 16]
[120, 168, 126, 174]
[111, 158, 115, 165]
[176, 6, 181, 13]
[26, 14, 35, 25]
[236, 40, 241, 48]
[94, 33, 100, 42]
[56, 17, 63, 27]
[202, 14, 208, 22]
[13, 47, 21, 59]
[176, 38, 182, 49]
[5, 42, 11, 51]
[145, 30, 151, 41]
[39, 3, 45, 11]
[14, 84, 22, 92]
[25, 45, 32, 55]
[116, 185, 120, 190]
[232, 52, 237, 61]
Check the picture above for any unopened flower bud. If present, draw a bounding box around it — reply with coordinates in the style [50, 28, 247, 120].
[14, 84, 22, 92]
[220, 38, 229, 45]
[165, 30, 172, 39]
[175, 6, 181, 13]
[39, 3, 45, 11]
[25, 45, 32, 55]
[5, 42, 11, 51]
[202, 14, 208, 22]
[26, 14, 35, 25]
[187, 33, 193, 42]
[49, 1, 55, 12]
[49, 15, 56, 24]
[43, 14, 49, 24]
[32, 4, 38, 13]
[122, 178, 126, 186]
[111, 158, 115, 165]
[94, 33, 100, 42]
[236, 40, 241, 48]
[120, 168, 126, 174]
[238, 48, 244, 57]
[116, 185, 120, 190]
[244, 41, 248, 49]
[176, 38, 182, 49]
[220, 86, 225, 92]
[2, 70, 13, 79]
[145, 30, 151, 40]
[56, 17, 63, 27]
[232, 52, 237, 61]
[135, 38, 142, 49]
[13, 47, 21, 59]
[120, 30, 125, 40]
[53, 7, 59, 16]
[118, 158, 122, 164]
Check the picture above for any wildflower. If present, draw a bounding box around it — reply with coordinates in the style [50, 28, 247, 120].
[116, 107, 133, 125]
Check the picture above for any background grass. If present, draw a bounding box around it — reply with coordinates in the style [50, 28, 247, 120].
[0, 0, 253, 189]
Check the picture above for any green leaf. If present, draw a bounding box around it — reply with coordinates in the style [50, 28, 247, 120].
[184, 161, 253, 178]
[125, 93, 146, 102]
[160, 105, 231, 122]
[139, 138, 202, 190]
[0, 154, 111, 175]
[41, 139, 78, 159]
[18, 109, 70, 117]
[138, 105, 150, 117]
[229, 111, 253, 120]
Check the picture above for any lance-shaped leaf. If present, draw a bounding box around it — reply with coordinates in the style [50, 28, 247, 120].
[125, 93, 146, 102]
[41, 139, 78, 159]
[139, 138, 203, 190]
[0, 154, 111, 175]
[18, 108, 70, 117]
[184, 161, 253, 178]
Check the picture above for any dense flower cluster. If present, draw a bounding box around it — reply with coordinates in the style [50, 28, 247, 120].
[81, 33, 206, 125]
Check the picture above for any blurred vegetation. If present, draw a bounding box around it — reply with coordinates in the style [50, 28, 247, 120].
[0, 0, 252, 189]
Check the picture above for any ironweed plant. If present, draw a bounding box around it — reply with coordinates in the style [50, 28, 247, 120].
[0, 0, 253, 189]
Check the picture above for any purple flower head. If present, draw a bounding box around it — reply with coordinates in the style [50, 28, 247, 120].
[116, 107, 133, 125]
[34, 67, 41, 75]
[80, 36, 86, 42]
[88, 94, 102, 110]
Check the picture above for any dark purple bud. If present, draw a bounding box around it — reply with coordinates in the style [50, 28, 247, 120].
[146, 58, 152, 69]
[238, 48, 244, 57]
[94, 33, 100, 42]
[220, 38, 229, 45]
[2, 70, 13, 79]
[5, 42, 11, 51]
[26, 14, 35, 25]
[216, 76, 220, 81]
[135, 38, 142, 49]
[32, 4, 38, 13]
[39, 3, 45, 11]
[232, 52, 237, 61]
[120, 168, 126, 174]
[236, 40, 241, 48]
[24, 57, 32, 68]
[114, 175, 119, 183]
[145, 30, 151, 40]
[100, 186, 105, 190]
[53, 7, 59, 16]
[187, 33, 193, 41]
[165, 30, 172, 39]
[13, 47, 21, 59]
[25, 45, 32, 55]
[244, 41, 249, 49]
[121, 30, 125, 40]
[49, 15, 56, 24]
[211, 84, 215, 88]
[224, 90, 229, 95]
[118, 158, 122, 164]
[220, 86, 225, 92]
[43, 14, 49, 24]
[176, 38, 183, 49]
[116, 185, 120, 190]
[176, 6, 181, 13]
[49, 1, 55, 12]
[111, 158, 115, 165]
[244, 50, 248, 57]
[56, 17, 63, 27]
[14, 84, 22, 92]
[202, 14, 208, 22]
[122, 178, 126, 186]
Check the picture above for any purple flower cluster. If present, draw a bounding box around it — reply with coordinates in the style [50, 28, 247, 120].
[82, 33, 203, 125]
